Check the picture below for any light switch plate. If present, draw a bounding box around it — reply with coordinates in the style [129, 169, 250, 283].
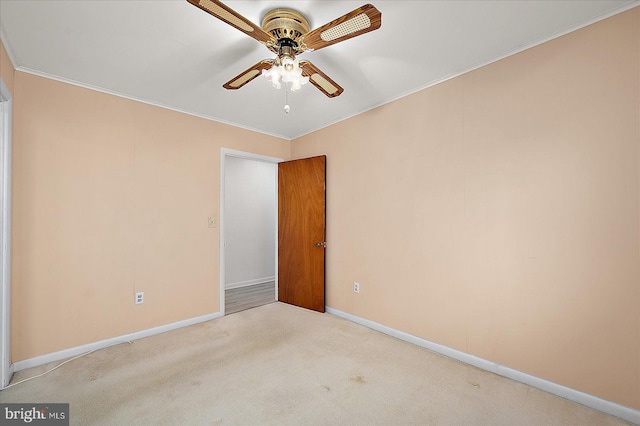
[208, 216, 216, 228]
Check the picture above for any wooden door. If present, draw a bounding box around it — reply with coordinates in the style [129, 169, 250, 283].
[278, 156, 326, 312]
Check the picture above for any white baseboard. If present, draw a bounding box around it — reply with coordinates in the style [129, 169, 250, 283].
[325, 307, 640, 425]
[225, 276, 275, 290]
[12, 311, 222, 372]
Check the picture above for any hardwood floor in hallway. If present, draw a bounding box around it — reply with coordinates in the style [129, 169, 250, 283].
[225, 281, 275, 315]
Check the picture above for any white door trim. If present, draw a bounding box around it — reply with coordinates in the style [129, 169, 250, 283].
[0, 77, 13, 387]
[219, 148, 282, 315]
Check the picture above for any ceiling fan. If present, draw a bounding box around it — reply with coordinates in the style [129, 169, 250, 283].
[186, 0, 382, 98]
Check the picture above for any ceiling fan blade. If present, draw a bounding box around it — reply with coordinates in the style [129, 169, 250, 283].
[187, 0, 275, 46]
[223, 60, 274, 90]
[299, 61, 344, 98]
[300, 4, 381, 52]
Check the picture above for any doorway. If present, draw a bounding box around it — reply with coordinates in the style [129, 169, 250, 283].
[219, 149, 281, 315]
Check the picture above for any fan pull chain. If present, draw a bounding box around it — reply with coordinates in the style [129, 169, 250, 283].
[284, 84, 290, 114]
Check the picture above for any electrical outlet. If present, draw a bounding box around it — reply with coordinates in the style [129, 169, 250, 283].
[353, 282, 360, 294]
[135, 292, 144, 304]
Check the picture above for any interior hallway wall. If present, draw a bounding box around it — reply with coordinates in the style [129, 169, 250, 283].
[10, 71, 290, 362]
[292, 8, 640, 410]
[224, 156, 276, 289]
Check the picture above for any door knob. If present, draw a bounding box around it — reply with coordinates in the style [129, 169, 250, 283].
[315, 242, 326, 248]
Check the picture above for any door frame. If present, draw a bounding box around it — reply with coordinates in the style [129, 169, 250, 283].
[0, 77, 12, 387]
[219, 148, 282, 315]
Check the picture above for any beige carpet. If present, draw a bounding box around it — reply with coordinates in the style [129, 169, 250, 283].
[0, 302, 632, 425]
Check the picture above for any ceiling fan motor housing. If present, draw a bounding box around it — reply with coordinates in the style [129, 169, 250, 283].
[262, 8, 310, 54]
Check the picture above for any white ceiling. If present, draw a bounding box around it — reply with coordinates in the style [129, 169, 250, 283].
[1, 0, 637, 140]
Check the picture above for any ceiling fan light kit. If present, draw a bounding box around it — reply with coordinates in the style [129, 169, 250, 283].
[187, 0, 382, 103]
[261, 41, 310, 92]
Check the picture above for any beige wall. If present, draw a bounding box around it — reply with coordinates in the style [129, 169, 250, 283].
[293, 8, 640, 410]
[11, 71, 289, 361]
[1, 40, 13, 94]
